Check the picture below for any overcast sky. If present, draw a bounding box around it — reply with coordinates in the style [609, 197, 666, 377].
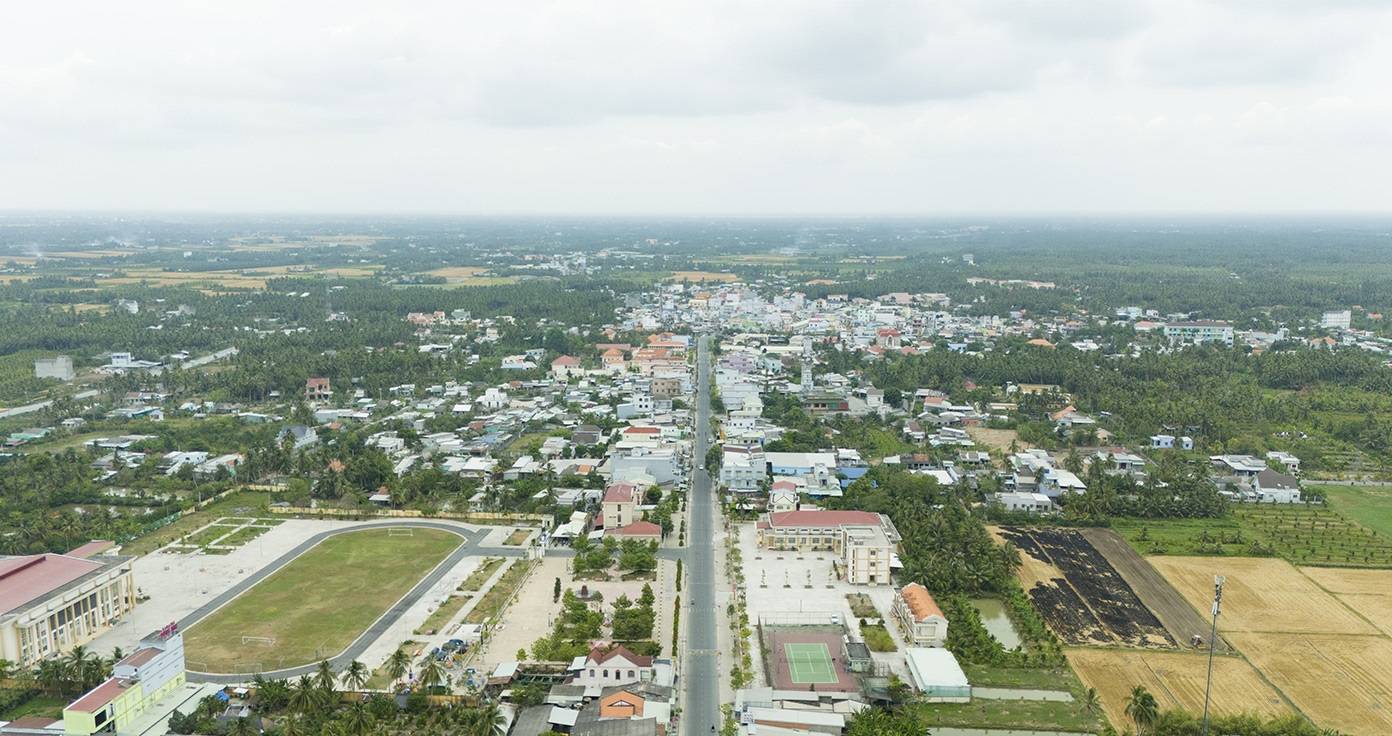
[2, 1, 1389, 214]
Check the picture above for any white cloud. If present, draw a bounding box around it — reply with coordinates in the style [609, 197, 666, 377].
[0, 0, 1389, 212]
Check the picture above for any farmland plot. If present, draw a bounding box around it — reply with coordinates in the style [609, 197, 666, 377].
[1149, 557, 1375, 635]
[1302, 567, 1392, 636]
[1230, 632, 1392, 735]
[997, 527, 1175, 648]
[1068, 649, 1289, 728]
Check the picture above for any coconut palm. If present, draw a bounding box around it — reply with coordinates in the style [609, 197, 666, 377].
[474, 700, 507, 736]
[387, 648, 411, 686]
[289, 674, 322, 715]
[418, 656, 445, 692]
[314, 659, 337, 693]
[340, 659, 370, 692]
[227, 715, 257, 736]
[1079, 686, 1101, 714]
[340, 701, 375, 736]
[279, 714, 306, 736]
[1124, 685, 1159, 735]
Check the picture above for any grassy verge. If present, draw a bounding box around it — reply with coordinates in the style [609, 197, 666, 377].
[503, 529, 531, 546]
[183, 528, 461, 671]
[465, 561, 531, 625]
[459, 558, 505, 592]
[859, 623, 897, 652]
[961, 662, 1083, 690]
[913, 698, 1101, 732]
[415, 594, 473, 635]
[217, 524, 274, 548]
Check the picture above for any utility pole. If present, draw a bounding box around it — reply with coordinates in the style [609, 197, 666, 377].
[1201, 574, 1225, 736]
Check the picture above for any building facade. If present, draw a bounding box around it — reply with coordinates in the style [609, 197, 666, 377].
[0, 551, 137, 668]
[892, 583, 949, 647]
[35, 356, 75, 381]
[756, 510, 900, 586]
[1163, 320, 1234, 346]
[63, 628, 186, 736]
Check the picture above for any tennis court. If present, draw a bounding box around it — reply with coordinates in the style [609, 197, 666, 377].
[784, 642, 839, 684]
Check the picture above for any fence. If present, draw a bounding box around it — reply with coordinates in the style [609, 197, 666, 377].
[758, 611, 844, 627]
[267, 507, 549, 525]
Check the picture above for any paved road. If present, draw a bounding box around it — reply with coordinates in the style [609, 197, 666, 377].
[685, 335, 720, 735]
[0, 389, 99, 419]
[183, 520, 494, 683]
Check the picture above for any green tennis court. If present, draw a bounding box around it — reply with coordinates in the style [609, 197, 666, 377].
[783, 642, 838, 684]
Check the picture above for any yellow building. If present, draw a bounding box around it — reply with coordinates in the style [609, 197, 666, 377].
[63, 628, 186, 736]
[0, 545, 137, 668]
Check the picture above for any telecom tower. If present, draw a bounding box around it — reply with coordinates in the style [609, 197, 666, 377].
[800, 340, 814, 393]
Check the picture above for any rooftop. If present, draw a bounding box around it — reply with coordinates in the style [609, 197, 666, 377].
[900, 582, 945, 621]
[0, 554, 111, 613]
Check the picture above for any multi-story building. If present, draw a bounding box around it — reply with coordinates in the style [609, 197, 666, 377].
[34, 356, 75, 381]
[718, 445, 767, 493]
[1321, 310, 1352, 330]
[62, 628, 187, 736]
[1163, 320, 1234, 347]
[755, 510, 900, 586]
[602, 482, 641, 529]
[0, 545, 137, 668]
[892, 583, 949, 647]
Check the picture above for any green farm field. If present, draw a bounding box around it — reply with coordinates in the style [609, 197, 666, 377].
[1320, 484, 1392, 538]
[183, 528, 461, 672]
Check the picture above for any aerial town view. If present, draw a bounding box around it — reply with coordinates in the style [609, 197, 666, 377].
[2, 4, 1391, 736]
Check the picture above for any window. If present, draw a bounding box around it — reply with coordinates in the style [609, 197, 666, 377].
[629, 670, 636, 678]
[603, 669, 609, 678]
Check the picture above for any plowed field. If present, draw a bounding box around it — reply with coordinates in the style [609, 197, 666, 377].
[997, 527, 1174, 648]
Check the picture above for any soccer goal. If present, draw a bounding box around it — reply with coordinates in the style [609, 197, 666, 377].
[388, 528, 414, 537]
[241, 636, 277, 647]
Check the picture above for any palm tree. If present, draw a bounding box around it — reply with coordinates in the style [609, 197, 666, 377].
[64, 645, 101, 693]
[418, 656, 445, 692]
[289, 674, 322, 715]
[1124, 685, 1159, 735]
[341, 659, 369, 692]
[37, 658, 65, 697]
[475, 700, 507, 736]
[387, 648, 411, 686]
[340, 701, 375, 736]
[1079, 686, 1101, 714]
[279, 714, 306, 736]
[227, 715, 257, 736]
[314, 659, 337, 693]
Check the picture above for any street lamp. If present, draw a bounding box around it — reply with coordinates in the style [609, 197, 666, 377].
[1201, 574, 1225, 736]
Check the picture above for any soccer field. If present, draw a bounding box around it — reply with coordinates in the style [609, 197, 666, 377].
[783, 642, 838, 685]
[183, 528, 461, 672]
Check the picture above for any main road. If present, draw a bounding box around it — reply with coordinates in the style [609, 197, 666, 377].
[686, 334, 721, 734]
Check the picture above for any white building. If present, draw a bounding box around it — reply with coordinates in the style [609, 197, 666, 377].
[892, 582, 949, 647]
[1321, 310, 1352, 330]
[574, 644, 654, 687]
[35, 356, 75, 381]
